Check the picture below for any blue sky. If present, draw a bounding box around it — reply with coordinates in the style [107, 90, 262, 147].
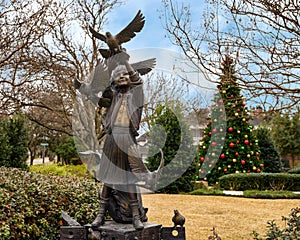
[100, 0, 217, 104]
[103, 0, 200, 50]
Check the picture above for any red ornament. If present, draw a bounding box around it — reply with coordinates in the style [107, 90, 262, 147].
[219, 99, 223, 104]
[244, 140, 249, 145]
[250, 143, 253, 146]
[256, 152, 259, 156]
[241, 160, 246, 165]
[212, 128, 218, 134]
[229, 142, 235, 148]
[237, 108, 240, 112]
[220, 153, 226, 159]
[235, 152, 239, 156]
[200, 157, 205, 162]
[209, 132, 212, 135]
[224, 168, 228, 172]
[228, 127, 234, 133]
[236, 140, 240, 144]
[256, 169, 261, 173]
[211, 141, 217, 147]
[230, 94, 234, 98]
[247, 170, 251, 173]
[242, 102, 246, 106]
[202, 135, 207, 139]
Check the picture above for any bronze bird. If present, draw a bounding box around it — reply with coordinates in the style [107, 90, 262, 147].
[89, 10, 145, 56]
[172, 209, 185, 228]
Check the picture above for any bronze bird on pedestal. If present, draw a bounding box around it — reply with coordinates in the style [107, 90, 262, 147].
[89, 10, 145, 57]
[172, 209, 185, 228]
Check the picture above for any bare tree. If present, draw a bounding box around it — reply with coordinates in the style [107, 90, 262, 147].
[162, 0, 300, 111]
[0, 0, 122, 136]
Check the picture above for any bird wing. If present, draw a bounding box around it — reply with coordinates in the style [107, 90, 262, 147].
[131, 58, 156, 75]
[115, 10, 145, 44]
[90, 59, 110, 95]
[99, 48, 111, 59]
[89, 25, 107, 42]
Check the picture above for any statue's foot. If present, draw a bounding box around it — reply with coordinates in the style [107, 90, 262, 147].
[133, 216, 144, 230]
[91, 214, 105, 228]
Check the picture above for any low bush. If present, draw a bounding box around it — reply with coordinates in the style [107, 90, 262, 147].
[219, 173, 300, 191]
[252, 207, 300, 239]
[190, 188, 224, 196]
[0, 167, 102, 239]
[288, 163, 300, 174]
[244, 190, 300, 199]
[30, 163, 92, 178]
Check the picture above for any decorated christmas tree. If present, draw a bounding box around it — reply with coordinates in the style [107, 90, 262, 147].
[197, 55, 264, 185]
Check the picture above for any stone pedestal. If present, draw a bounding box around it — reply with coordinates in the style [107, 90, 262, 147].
[96, 221, 161, 240]
[60, 221, 186, 240]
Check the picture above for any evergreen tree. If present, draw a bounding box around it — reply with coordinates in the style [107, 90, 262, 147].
[146, 104, 197, 193]
[197, 55, 263, 185]
[270, 110, 300, 168]
[0, 114, 29, 170]
[255, 128, 282, 173]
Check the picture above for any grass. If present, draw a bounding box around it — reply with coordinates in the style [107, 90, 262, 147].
[142, 193, 299, 240]
[30, 163, 92, 178]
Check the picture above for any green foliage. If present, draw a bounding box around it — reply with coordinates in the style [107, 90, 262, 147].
[53, 136, 78, 165]
[252, 207, 300, 239]
[0, 167, 101, 239]
[190, 188, 224, 196]
[219, 173, 300, 191]
[243, 190, 300, 199]
[289, 163, 300, 174]
[197, 55, 263, 185]
[270, 110, 300, 168]
[146, 104, 197, 193]
[0, 114, 29, 170]
[254, 128, 281, 173]
[30, 163, 92, 178]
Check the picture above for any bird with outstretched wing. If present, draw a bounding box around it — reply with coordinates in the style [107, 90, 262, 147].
[89, 10, 145, 57]
[74, 55, 156, 104]
[73, 59, 110, 105]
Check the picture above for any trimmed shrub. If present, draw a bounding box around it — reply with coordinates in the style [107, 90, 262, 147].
[190, 188, 224, 196]
[289, 163, 300, 174]
[244, 190, 300, 199]
[0, 167, 102, 239]
[219, 173, 300, 191]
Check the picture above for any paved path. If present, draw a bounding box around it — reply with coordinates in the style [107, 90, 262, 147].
[27, 157, 51, 165]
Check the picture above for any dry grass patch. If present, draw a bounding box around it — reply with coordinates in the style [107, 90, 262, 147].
[142, 194, 299, 240]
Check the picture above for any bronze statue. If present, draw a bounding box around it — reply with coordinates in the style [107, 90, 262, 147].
[86, 53, 162, 231]
[89, 10, 145, 58]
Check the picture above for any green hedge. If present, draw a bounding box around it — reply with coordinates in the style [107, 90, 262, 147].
[219, 173, 300, 191]
[288, 166, 300, 174]
[244, 190, 300, 199]
[0, 167, 102, 239]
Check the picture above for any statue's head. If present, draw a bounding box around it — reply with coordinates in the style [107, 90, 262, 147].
[110, 65, 130, 90]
